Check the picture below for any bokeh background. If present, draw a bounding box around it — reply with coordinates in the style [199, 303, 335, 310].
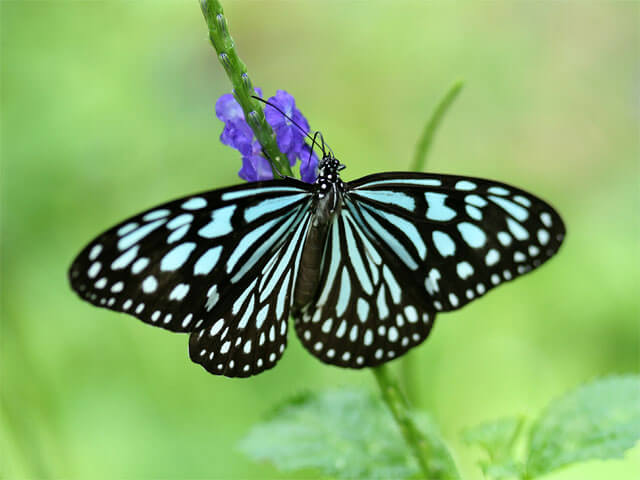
[2, 1, 638, 479]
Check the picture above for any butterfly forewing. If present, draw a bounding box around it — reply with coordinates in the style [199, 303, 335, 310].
[347, 172, 566, 313]
[68, 180, 312, 339]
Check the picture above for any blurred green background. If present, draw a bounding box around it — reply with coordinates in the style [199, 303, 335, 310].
[2, 1, 638, 479]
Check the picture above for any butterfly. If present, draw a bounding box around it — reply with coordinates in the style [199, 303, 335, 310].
[69, 153, 565, 377]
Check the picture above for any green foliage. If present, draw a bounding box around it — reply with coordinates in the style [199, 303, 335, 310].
[463, 417, 524, 479]
[464, 375, 640, 480]
[240, 389, 458, 479]
[526, 375, 640, 477]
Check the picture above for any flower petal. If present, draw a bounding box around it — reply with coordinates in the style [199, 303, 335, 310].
[299, 144, 319, 183]
[220, 119, 255, 156]
[238, 145, 274, 182]
[215, 93, 244, 122]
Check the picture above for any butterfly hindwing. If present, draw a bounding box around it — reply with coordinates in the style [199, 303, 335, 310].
[293, 208, 436, 368]
[68, 180, 312, 340]
[347, 172, 566, 313]
[189, 206, 312, 377]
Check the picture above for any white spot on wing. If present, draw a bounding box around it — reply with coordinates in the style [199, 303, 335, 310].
[537, 229, 550, 246]
[336, 267, 351, 316]
[88, 262, 101, 278]
[194, 246, 222, 275]
[449, 293, 459, 307]
[142, 276, 158, 293]
[182, 197, 207, 210]
[376, 285, 389, 320]
[198, 205, 236, 238]
[169, 283, 190, 301]
[497, 231, 512, 246]
[456, 261, 474, 279]
[507, 218, 529, 241]
[167, 213, 193, 230]
[540, 212, 552, 227]
[425, 268, 441, 295]
[143, 209, 170, 221]
[160, 242, 196, 271]
[124, 257, 145, 277]
[455, 180, 476, 191]
[357, 298, 370, 323]
[433, 231, 456, 257]
[485, 249, 500, 266]
[117, 222, 138, 236]
[167, 224, 189, 244]
[210, 319, 224, 336]
[425, 192, 456, 221]
[487, 186, 509, 196]
[89, 244, 102, 260]
[404, 305, 418, 323]
[458, 222, 487, 248]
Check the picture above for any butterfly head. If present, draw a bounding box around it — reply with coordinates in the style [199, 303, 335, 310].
[317, 155, 345, 178]
[313, 154, 345, 218]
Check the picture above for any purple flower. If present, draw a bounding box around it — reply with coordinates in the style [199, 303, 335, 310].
[215, 89, 262, 158]
[299, 144, 319, 183]
[238, 142, 274, 182]
[215, 88, 318, 183]
[264, 90, 310, 164]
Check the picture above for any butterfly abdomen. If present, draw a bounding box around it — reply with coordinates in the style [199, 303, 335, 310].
[293, 203, 337, 311]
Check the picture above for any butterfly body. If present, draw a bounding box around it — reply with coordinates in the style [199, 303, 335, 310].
[69, 156, 565, 377]
[294, 158, 346, 309]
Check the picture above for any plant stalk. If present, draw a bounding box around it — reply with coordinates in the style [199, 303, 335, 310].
[410, 80, 464, 172]
[199, 0, 292, 176]
[372, 364, 437, 479]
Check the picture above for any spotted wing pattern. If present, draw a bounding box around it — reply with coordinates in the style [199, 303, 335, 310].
[69, 180, 312, 376]
[293, 207, 436, 368]
[294, 172, 565, 368]
[348, 172, 566, 313]
[189, 209, 311, 376]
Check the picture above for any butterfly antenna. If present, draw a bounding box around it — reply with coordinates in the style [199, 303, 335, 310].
[251, 95, 335, 158]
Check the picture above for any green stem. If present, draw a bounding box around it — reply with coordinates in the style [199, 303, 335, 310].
[372, 364, 436, 479]
[410, 80, 464, 172]
[400, 349, 420, 406]
[199, 0, 292, 176]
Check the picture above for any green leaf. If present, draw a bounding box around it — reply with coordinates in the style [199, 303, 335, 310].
[481, 459, 524, 480]
[240, 389, 459, 479]
[526, 374, 640, 478]
[463, 416, 524, 461]
[463, 417, 524, 479]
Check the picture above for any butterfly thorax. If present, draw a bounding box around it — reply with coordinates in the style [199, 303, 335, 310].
[312, 157, 345, 223]
[293, 156, 346, 311]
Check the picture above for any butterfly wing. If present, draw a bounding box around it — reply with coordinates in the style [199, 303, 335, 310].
[294, 172, 565, 368]
[189, 205, 312, 377]
[293, 207, 436, 368]
[347, 172, 565, 312]
[69, 179, 313, 376]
